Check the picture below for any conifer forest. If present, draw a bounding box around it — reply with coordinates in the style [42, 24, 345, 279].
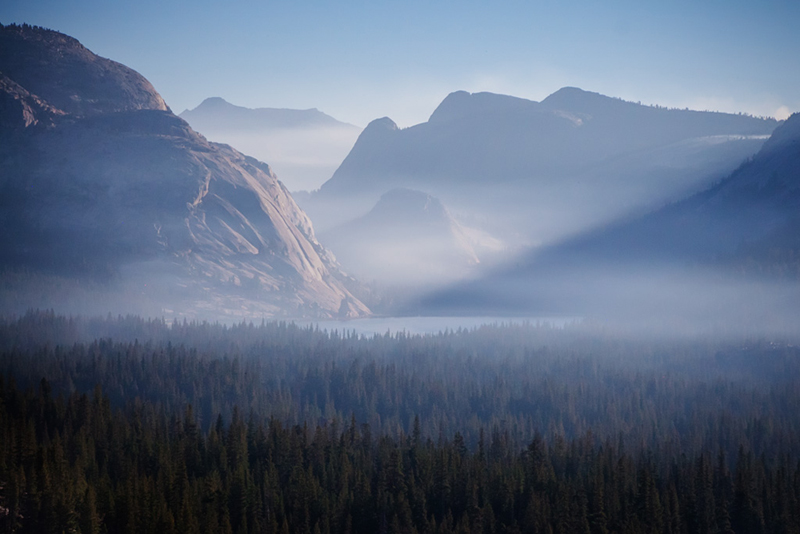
[0, 312, 798, 533]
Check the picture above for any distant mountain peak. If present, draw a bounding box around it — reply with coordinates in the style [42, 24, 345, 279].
[374, 188, 448, 220]
[380, 187, 434, 200]
[540, 87, 633, 114]
[197, 96, 232, 108]
[428, 90, 535, 123]
[364, 116, 399, 132]
[542, 86, 592, 100]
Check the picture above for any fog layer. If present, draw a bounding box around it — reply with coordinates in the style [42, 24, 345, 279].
[179, 97, 362, 192]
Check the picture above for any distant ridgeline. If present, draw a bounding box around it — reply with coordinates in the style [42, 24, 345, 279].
[0, 311, 799, 532]
[300, 87, 781, 290]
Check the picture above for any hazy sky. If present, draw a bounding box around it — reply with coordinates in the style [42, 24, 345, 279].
[3, 0, 798, 127]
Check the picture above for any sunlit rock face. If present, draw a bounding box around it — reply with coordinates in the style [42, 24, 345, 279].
[0, 24, 368, 319]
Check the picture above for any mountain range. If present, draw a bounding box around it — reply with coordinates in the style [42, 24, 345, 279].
[297, 88, 778, 291]
[179, 97, 361, 192]
[322, 89, 777, 198]
[0, 23, 368, 319]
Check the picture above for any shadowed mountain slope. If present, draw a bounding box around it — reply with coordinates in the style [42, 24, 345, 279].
[418, 113, 800, 320]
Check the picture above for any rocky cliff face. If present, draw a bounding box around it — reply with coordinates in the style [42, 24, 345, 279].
[0, 24, 368, 319]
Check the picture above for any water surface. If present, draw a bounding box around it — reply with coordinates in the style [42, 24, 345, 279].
[300, 316, 580, 337]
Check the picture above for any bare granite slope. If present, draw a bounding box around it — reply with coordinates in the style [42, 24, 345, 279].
[0, 24, 368, 319]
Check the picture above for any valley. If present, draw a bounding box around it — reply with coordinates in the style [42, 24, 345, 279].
[0, 11, 799, 533]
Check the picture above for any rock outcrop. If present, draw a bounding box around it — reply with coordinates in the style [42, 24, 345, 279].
[0, 24, 368, 319]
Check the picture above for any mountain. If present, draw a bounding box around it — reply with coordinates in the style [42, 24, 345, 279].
[179, 97, 361, 192]
[325, 88, 777, 194]
[0, 23, 368, 319]
[418, 113, 800, 323]
[318, 188, 504, 287]
[526, 111, 800, 267]
[303, 89, 778, 246]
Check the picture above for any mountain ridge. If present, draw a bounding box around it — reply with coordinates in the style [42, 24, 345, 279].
[305, 87, 778, 248]
[0, 23, 169, 116]
[180, 97, 357, 130]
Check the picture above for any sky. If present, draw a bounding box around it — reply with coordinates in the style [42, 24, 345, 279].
[2, 0, 799, 128]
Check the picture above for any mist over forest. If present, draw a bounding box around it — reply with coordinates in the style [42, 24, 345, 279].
[1, 11, 799, 533]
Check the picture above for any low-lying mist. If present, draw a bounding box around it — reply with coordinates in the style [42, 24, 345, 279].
[208, 126, 361, 192]
[414, 258, 800, 338]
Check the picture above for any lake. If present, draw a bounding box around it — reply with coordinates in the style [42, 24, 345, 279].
[298, 316, 580, 336]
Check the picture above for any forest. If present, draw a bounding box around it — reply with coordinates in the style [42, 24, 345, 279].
[0, 311, 799, 533]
